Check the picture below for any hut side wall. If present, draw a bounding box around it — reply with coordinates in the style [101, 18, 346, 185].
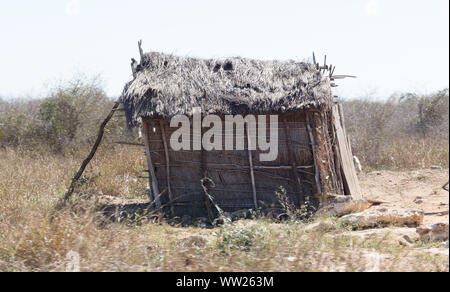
[143, 111, 345, 218]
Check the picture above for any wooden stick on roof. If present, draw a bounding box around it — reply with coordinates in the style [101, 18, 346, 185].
[138, 40, 145, 64]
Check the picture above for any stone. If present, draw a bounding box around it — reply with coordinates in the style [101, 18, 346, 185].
[413, 197, 424, 204]
[181, 215, 194, 226]
[212, 212, 233, 226]
[196, 217, 210, 224]
[276, 213, 291, 222]
[316, 194, 372, 217]
[286, 256, 297, 262]
[193, 217, 211, 229]
[304, 220, 336, 233]
[167, 216, 182, 226]
[367, 199, 391, 205]
[340, 206, 424, 228]
[398, 235, 414, 247]
[403, 235, 415, 244]
[398, 238, 411, 247]
[430, 166, 443, 170]
[231, 209, 251, 220]
[441, 241, 449, 248]
[416, 223, 449, 242]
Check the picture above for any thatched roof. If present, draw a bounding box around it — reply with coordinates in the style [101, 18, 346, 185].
[121, 52, 333, 126]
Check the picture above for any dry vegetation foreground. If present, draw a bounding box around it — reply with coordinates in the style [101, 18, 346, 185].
[0, 148, 448, 272]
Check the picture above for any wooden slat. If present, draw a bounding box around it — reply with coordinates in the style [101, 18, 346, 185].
[246, 126, 258, 209]
[200, 128, 214, 221]
[332, 105, 363, 199]
[282, 118, 305, 205]
[113, 141, 145, 147]
[321, 111, 339, 193]
[159, 121, 175, 216]
[333, 139, 345, 195]
[306, 114, 322, 195]
[142, 121, 162, 209]
[310, 112, 336, 194]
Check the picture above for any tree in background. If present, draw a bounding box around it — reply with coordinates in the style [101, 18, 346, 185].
[39, 77, 111, 152]
[411, 89, 449, 139]
[0, 76, 126, 153]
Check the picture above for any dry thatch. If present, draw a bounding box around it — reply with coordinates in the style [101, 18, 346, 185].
[121, 52, 333, 127]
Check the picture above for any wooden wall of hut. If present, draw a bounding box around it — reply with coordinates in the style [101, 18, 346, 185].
[142, 110, 346, 218]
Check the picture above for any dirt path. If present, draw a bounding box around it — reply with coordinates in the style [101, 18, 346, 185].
[358, 168, 449, 225]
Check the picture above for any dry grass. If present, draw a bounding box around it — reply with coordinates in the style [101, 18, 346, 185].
[361, 138, 449, 171]
[343, 92, 449, 170]
[0, 147, 448, 272]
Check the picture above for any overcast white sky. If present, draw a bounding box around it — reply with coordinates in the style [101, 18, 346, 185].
[0, 0, 448, 100]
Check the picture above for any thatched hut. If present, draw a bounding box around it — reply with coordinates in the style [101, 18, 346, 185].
[120, 51, 362, 219]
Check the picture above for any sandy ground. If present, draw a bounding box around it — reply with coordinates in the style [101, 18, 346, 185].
[358, 168, 449, 226]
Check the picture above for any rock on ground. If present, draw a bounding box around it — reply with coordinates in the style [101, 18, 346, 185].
[303, 220, 336, 233]
[340, 206, 424, 228]
[315, 195, 372, 217]
[398, 235, 415, 246]
[413, 197, 424, 204]
[416, 223, 449, 242]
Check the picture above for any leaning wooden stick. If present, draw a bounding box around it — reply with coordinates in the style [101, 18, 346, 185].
[59, 101, 121, 207]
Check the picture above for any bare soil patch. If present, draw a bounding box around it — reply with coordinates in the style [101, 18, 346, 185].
[358, 168, 449, 226]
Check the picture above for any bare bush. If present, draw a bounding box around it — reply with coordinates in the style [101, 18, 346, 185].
[0, 76, 130, 154]
[343, 89, 449, 170]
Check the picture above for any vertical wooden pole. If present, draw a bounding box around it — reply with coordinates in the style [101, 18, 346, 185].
[282, 117, 305, 206]
[246, 126, 258, 209]
[142, 121, 162, 209]
[306, 114, 322, 195]
[322, 111, 339, 193]
[159, 120, 175, 217]
[200, 122, 214, 221]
